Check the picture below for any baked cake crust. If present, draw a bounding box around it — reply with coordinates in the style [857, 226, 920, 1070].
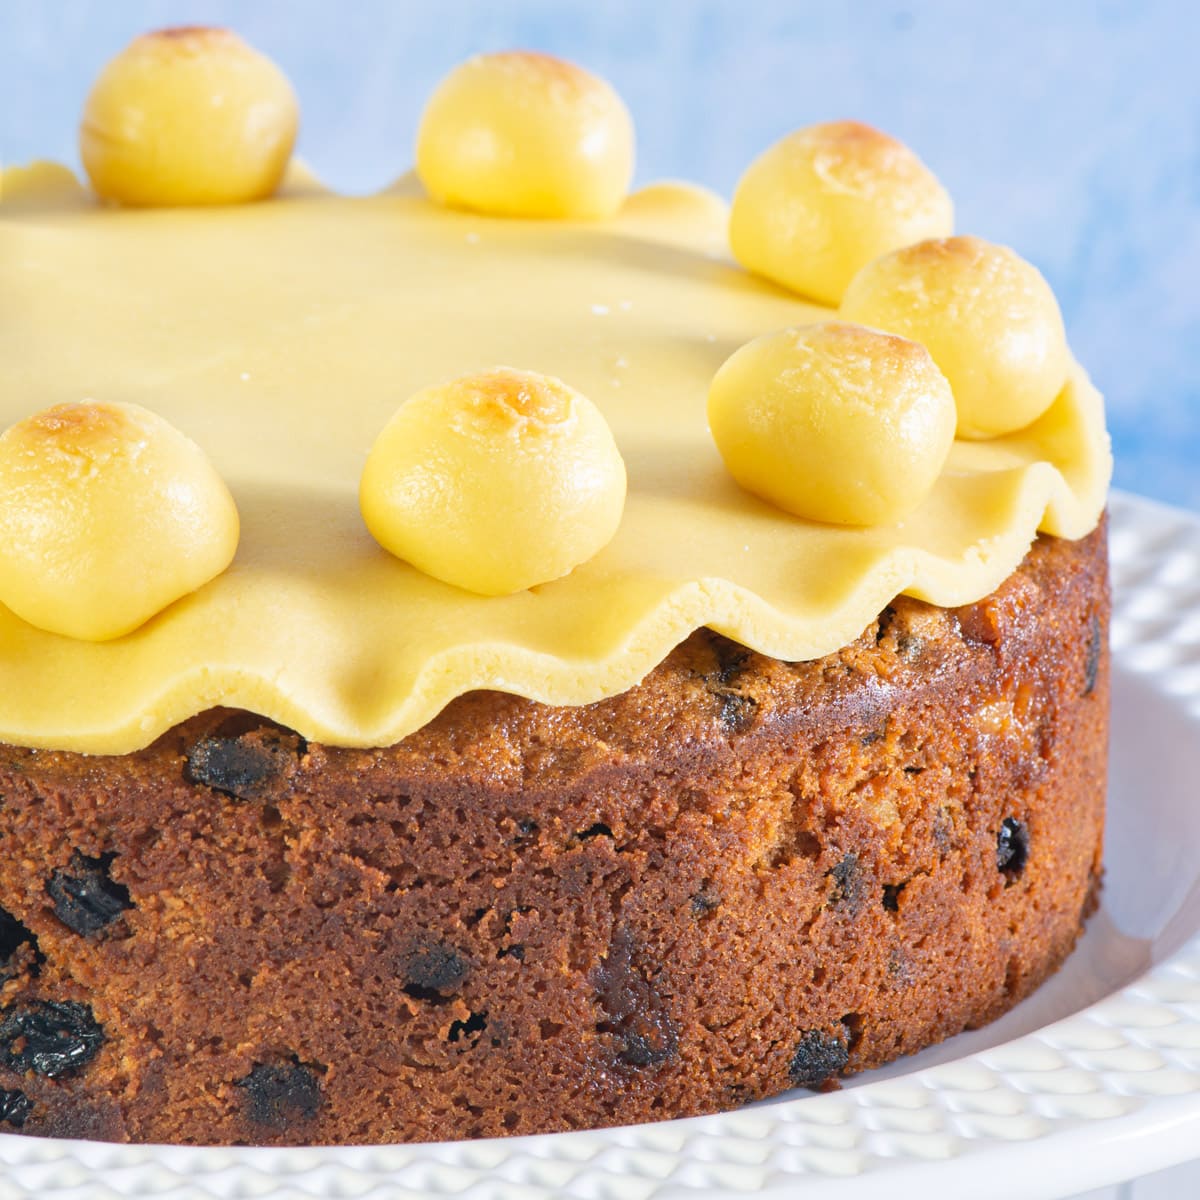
[0, 522, 1108, 1144]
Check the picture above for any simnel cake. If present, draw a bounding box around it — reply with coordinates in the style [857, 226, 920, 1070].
[0, 28, 1111, 1145]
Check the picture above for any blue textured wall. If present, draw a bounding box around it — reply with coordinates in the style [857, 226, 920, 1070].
[3, 0, 1197, 510]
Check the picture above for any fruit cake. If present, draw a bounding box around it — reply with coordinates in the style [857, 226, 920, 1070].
[0, 29, 1111, 1145]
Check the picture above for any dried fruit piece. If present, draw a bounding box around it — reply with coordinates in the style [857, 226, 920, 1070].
[827, 854, 865, 913]
[593, 929, 678, 1068]
[788, 1028, 849, 1089]
[0, 1000, 104, 1078]
[0, 1089, 32, 1128]
[715, 690, 757, 732]
[186, 728, 300, 800]
[236, 1059, 322, 1126]
[997, 817, 1030, 877]
[1083, 612, 1102, 696]
[0, 906, 37, 980]
[400, 940, 471, 1002]
[46, 852, 133, 937]
[708, 637, 751, 687]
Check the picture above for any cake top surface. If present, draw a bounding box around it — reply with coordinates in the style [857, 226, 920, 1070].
[0, 37, 1110, 755]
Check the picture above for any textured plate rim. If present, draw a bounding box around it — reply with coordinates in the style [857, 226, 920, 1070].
[2, 489, 1199, 1200]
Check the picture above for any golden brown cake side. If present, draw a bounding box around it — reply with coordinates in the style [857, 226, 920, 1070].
[0, 523, 1108, 1145]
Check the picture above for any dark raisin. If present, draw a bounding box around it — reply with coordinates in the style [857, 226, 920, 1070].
[618, 1012, 678, 1067]
[788, 1029, 849, 1089]
[1083, 612, 1102, 696]
[447, 1010, 487, 1043]
[875, 606, 897, 644]
[0, 906, 37, 979]
[513, 818, 539, 842]
[896, 632, 923, 663]
[827, 854, 865, 913]
[400, 940, 470, 1001]
[859, 726, 886, 746]
[497, 943, 525, 961]
[882, 883, 904, 912]
[46, 852, 132, 937]
[709, 636, 751, 686]
[573, 823, 614, 842]
[236, 1058, 322, 1126]
[716, 691, 757, 732]
[0, 1089, 31, 1128]
[690, 888, 720, 917]
[997, 818, 1029, 876]
[186, 727, 301, 801]
[593, 929, 678, 1069]
[0, 1000, 104, 1078]
[703, 637, 757, 731]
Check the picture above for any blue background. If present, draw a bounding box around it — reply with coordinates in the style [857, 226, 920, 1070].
[3, 0, 1197, 510]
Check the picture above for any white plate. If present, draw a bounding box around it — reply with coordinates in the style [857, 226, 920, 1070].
[2, 490, 1198, 1200]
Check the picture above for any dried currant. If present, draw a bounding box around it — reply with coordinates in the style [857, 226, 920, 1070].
[997, 817, 1029, 877]
[593, 929, 678, 1068]
[710, 637, 751, 687]
[400, 939, 471, 1002]
[788, 1029, 849, 1089]
[46, 852, 132, 937]
[715, 691, 757, 732]
[0, 1089, 31, 1128]
[702, 638, 757, 731]
[827, 854, 865, 913]
[874, 605, 897, 643]
[0, 1000, 104, 1078]
[619, 1012, 677, 1067]
[513, 818, 539, 844]
[0, 906, 37, 980]
[186, 727, 301, 801]
[236, 1058, 322, 1126]
[1083, 612, 1101, 696]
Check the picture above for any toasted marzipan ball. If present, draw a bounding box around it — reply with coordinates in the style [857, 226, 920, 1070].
[707, 322, 956, 527]
[360, 369, 627, 595]
[416, 51, 634, 220]
[0, 402, 240, 641]
[80, 26, 298, 206]
[729, 120, 953, 305]
[840, 236, 1070, 439]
